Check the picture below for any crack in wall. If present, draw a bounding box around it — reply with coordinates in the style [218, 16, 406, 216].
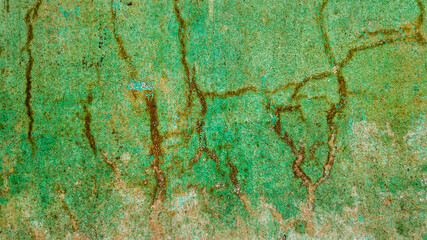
[145, 93, 167, 239]
[83, 90, 97, 156]
[23, 0, 42, 154]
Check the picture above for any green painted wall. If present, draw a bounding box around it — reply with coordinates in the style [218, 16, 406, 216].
[0, 0, 426, 239]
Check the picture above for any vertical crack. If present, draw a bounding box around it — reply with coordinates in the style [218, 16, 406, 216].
[317, 0, 335, 67]
[146, 93, 167, 239]
[226, 154, 253, 214]
[173, 0, 193, 111]
[83, 90, 97, 156]
[173, 1, 219, 172]
[23, 0, 42, 154]
[110, 0, 139, 105]
[110, 0, 133, 74]
[58, 189, 81, 238]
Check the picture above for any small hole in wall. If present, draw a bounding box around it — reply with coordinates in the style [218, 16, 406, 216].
[127, 2, 132, 6]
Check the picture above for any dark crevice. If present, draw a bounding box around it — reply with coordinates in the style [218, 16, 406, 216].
[225, 154, 253, 213]
[291, 71, 332, 99]
[317, 0, 336, 66]
[24, 0, 42, 154]
[205, 85, 258, 98]
[58, 190, 79, 233]
[226, 155, 241, 195]
[83, 91, 97, 156]
[173, 1, 219, 170]
[110, 0, 139, 103]
[173, 0, 193, 111]
[146, 93, 167, 238]
[339, 36, 424, 69]
[146, 94, 166, 198]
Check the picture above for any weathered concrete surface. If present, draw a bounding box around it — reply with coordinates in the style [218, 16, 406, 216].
[0, 0, 426, 239]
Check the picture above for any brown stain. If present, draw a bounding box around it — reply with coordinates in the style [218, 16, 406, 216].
[201, 74, 334, 101]
[187, 146, 222, 171]
[109, 0, 140, 110]
[291, 71, 332, 99]
[24, 0, 42, 154]
[300, 185, 316, 234]
[272, 107, 297, 155]
[315, 130, 336, 188]
[145, 93, 167, 239]
[191, 68, 208, 147]
[205, 85, 258, 98]
[343, 0, 425, 68]
[101, 151, 121, 182]
[58, 190, 82, 238]
[358, 26, 413, 39]
[173, 0, 220, 171]
[317, 0, 335, 67]
[291, 147, 312, 189]
[205, 148, 221, 170]
[173, 0, 193, 111]
[83, 91, 97, 156]
[226, 154, 253, 214]
[110, 0, 133, 68]
[188, 148, 204, 169]
[339, 36, 423, 69]
[276, 104, 306, 122]
[268, 82, 298, 95]
[203, 82, 299, 99]
[173, 1, 206, 155]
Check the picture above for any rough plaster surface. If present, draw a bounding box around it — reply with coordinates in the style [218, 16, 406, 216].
[0, 0, 426, 239]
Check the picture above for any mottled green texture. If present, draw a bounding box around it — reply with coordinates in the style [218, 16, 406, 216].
[0, 0, 426, 239]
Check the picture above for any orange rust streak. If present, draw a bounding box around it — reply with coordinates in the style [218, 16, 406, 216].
[145, 94, 167, 239]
